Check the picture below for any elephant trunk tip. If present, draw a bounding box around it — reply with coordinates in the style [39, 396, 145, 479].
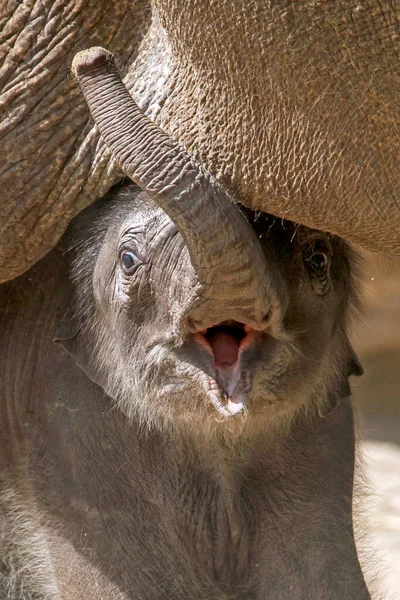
[72, 47, 115, 78]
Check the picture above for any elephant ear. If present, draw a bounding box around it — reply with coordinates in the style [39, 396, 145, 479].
[346, 343, 364, 378]
[54, 307, 114, 398]
[318, 341, 363, 418]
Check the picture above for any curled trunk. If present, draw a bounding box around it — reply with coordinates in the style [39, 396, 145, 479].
[72, 48, 282, 332]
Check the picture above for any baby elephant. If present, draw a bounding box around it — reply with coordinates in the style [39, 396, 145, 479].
[51, 181, 368, 600]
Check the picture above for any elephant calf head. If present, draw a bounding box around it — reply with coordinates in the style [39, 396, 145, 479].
[56, 47, 362, 433]
[57, 181, 361, 433]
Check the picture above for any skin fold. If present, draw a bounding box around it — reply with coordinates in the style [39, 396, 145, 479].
[0, 183, 370, 599]
[1, 1, 400, 281]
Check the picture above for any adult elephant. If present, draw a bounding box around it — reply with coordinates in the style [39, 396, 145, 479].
[1, 0, 399, 282]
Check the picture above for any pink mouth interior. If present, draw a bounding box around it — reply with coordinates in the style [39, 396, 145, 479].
[205, 324, 246, 368]
[194, 322, 257, 412]
[195, 321, 255, 369]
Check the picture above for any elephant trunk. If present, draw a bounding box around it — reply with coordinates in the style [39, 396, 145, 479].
[72, 48, 286, 334]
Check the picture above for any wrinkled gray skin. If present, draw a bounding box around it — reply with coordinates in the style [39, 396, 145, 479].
[1, 0, 400, 283]
[0, 182, 369, 600]
[0, 39, 372, 600]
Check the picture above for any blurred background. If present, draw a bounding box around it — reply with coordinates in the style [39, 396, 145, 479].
[351, 254, 400, 598]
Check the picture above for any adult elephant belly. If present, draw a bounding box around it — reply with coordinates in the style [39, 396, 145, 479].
[1, 0, 400, 283]
[142, 1, 400, 256]
[0, 0, 150, 283]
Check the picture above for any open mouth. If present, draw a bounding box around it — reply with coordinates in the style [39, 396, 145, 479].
[194, 321, 258, 416]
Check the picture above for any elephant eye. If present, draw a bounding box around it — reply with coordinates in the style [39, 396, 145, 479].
[302, 240, 331, 292]
[120, 249, 140, 275]
[305, 251, 329, 275]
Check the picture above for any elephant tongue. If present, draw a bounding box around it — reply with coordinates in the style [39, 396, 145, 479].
[202, 324, 254, 414]
[206, 326, 245, 368]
